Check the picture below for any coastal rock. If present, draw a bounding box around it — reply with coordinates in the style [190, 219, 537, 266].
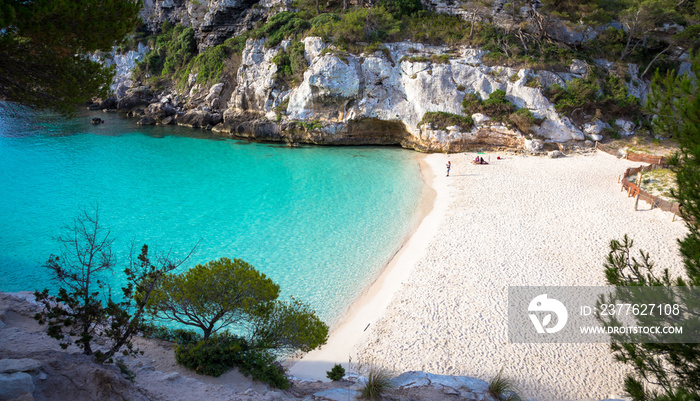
[137, 116, 156, 125]
[177, 110, 222, 128]
[117, 86, 153, 111]
[302, 37, 325, 63]
[570, 59, 588, 75]
[144, 102, 176, 121]
[548, 150, 565, 158]
[472, 113, 490, 125]
[204, 83, 225, 109]
[615, 119, 636, 136]
[411, 125, 526, 152]
[287, 54, 360, 121]
[0, 372, 34, 400]
[390, 371, 490, 395]
[625, 63, 650, 102]
[525, 138, 544, 152]
[312, 388, 361, 401]
[0, 359, 41, 374]
[97, 97, 117, 110]
[231, 38, 279, 112]
[583, 119, 610, 136]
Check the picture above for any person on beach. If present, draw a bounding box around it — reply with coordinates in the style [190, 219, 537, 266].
[446, 160, 451, 177]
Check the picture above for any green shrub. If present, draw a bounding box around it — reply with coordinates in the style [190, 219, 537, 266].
[326, 364, 345, 381]
[545, 78, 600, 114]
[116, 360, 136, 383]
[524, 76, 541, 88]
[311, 7, 400, 50]
[174, 332, 290, 388]
[135, 23, 198, 82]
[237, 349, 290, 389]
[175, 333, 250, 377]
[488, 368, 522, 401]
[481, 89, 516, 121]
[273, 40, 308, 85]
[509, 108, 536, 133]
[462, 93, 481, 115]
[360, 367, 392, 400]
[419, 111, 473, 130]
[544, 72, 640, 122]
[252, 11, 310, 48]
[141, 324, 202, 345]
[375, 0, 423, 18]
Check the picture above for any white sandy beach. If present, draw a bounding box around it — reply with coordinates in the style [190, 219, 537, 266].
[291, 150, 688, 401]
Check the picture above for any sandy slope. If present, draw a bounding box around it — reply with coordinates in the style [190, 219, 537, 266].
[345, 151, 687, 400]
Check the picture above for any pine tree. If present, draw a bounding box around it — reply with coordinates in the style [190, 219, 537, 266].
[602, 52, 700, 400]
[0, 0, 141, 114]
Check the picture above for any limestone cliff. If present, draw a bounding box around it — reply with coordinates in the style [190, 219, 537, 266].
[105, 1, 654, 153]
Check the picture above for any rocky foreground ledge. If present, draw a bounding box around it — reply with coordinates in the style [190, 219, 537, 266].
[1, 291, 628, 401]
[0, 292, 501, 401]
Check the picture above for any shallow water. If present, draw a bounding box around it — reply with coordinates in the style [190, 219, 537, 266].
[0, 109, 423, 323]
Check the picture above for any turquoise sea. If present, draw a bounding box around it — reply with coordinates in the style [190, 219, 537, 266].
[0, 109, 423, 323]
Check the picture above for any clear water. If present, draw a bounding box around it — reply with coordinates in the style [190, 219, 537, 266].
[0, 109, 423, 324]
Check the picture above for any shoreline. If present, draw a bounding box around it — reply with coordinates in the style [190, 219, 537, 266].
[287, 152, 449, 380]
[353, 151, 688, 400]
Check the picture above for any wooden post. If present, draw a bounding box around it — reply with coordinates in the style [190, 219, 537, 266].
[635, 192, 640, 210]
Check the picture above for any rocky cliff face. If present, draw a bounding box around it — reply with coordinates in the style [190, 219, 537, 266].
[140, 0, 290, 50]
[112, 35, 648, 152]
[209, 38, 618, 151]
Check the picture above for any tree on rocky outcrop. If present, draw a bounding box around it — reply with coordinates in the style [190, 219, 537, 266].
[34, 205, 192, 362]
[145, 257, 328, 353]
[601, 52, 700, 400]
[0, 0, 141, 115]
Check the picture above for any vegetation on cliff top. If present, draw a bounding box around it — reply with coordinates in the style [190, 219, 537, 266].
[0, 0, 142, 114]
[129, 0, 697, 129]
[599, 51, 700, 401]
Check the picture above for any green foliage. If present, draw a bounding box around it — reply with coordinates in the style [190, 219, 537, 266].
[599, 52, 700, 400]
[524, 76, 541, 88]
[141, 323, 202, 345]
[398, 11, 471, 46]
[175, 332, 290, 388]
[360, 367, 393, 400]
[146, 258, 280, 340]
[419, 111, 473, 130]
[488, 368, 522, 401]
[462, 93, 482, 115]
[237, 348, 290, 389]
[33, 206, 187, 363]
[251, 297, 329, 354]
[509, 108, 537, 133]
[146, 256, 328, 368]
[116, 360, 136, 383]
[327, 363, 346, 381]
[546, 79, 600, 114]
[273, 40, 309, 86]
[544, 72, 640, 122]
[481, 89, 516, 122]
[310, 7, 400, 50]
[252, 11, 310, 48]
[175, 333, 250, 376]
[374, 0, 423, 18]
[137, 23, 197, 79]
[0, 0, 141, 114]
